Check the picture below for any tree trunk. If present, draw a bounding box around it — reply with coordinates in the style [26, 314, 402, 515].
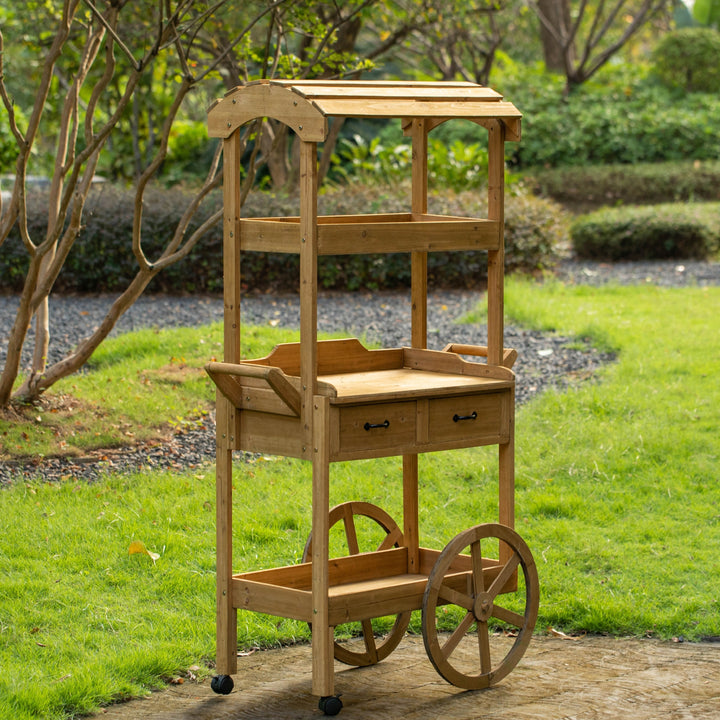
[537, 0, 575, 73]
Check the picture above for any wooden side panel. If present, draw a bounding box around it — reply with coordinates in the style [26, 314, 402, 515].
[237, 411, 304, 458]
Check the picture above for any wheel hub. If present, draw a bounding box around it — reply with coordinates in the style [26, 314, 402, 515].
[473, 592, 494, 622]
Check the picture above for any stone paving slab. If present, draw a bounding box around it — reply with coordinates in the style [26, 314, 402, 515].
[94, 635, 720, 719]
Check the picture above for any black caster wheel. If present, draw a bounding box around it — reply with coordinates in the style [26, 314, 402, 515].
[319, 695, 343, 716]
[210, 674, 234, 695]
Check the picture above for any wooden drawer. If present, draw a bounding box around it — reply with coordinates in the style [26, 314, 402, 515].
[425, 392, 507, 448]
[333, 401, 416, 460]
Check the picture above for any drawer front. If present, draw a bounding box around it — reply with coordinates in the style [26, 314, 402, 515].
[426, 392, 508, 447]
[335, 401, 416, 459]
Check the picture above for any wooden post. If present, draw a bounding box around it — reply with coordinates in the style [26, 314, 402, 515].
[487, 120, 514, 564]
[312, 395, 334, 697]
[215, 131, 243, 677]
[410, 118, 428, 350]
[405, 118, 428, 574]
[487, 120, 505, 368]
[299, 141, 318, 460]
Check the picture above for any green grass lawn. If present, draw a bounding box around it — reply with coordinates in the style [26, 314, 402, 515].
[1, 280, 719, 719]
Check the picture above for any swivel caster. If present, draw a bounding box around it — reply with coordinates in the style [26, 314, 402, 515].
[210, 674, 234, 695]
[319, 695, 343, 716]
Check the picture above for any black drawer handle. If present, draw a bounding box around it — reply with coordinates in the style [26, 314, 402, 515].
[364, 420, 390, 431]
[453, 411, 477, 423]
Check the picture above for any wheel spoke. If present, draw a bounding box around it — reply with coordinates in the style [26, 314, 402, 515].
[361, 619, 379, 663]
[487, 551, 520, 600]
[377, 525, 403, 551]
[491, 603, 526, 629]
[438, 582, 474, 611]
[471, 539, 486, 595]
[342, 505, 360, 555]
[441, 611, 475, 660]
[477, 621, 491, 675]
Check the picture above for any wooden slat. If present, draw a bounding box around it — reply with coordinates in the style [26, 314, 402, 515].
[237, 411, 303, 457]
[238, 215, 500, 254]
[246, 339, 402, 377]
[233, 577, 312, 622]
[311, 98, 521, 120]
[402, 347, 515, 381]
[328, 574, 427, 625]
[286, 85, 503, 101]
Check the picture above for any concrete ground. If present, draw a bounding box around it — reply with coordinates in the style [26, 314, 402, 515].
[93, 634, 720, 719]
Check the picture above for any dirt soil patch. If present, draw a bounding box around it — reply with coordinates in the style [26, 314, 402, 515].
[93, 634, 720, 719]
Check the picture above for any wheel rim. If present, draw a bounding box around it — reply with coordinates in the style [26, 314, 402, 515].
[303, 501, 412, 666]
[422, 523, 539, 689]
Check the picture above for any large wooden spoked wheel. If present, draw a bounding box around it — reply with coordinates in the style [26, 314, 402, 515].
[422, 523, 539, 689]
[303, 501, 412, 667]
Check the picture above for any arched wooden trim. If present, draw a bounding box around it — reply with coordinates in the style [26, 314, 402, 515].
[208, 83, 328, 141]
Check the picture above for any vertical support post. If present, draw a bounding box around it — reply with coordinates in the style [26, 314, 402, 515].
[499, 387, 515, 566]
[312, 395, 334, 697]
[405, 118, 428, 573]
[299, 141, 318, 459]
[402, 454, 420, 572]
[488, 120, 514, 564]
[410, 118, 428, 350]
[487, 120, 506, 367]
[215, 131, 242, 677]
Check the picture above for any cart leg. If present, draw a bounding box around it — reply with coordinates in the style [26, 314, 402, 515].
[215, 394, 237, 679]
[498, 386, 515, 568]
[403, 454, 420, 573]
[312, 396, 334, 698]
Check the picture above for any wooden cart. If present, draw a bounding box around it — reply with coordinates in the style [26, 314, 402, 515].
[205, 80, 539, 715]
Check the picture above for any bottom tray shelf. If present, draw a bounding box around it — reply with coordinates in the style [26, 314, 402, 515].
[232, 547, 508, 626]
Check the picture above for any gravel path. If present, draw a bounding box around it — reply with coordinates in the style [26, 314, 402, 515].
[2, 259, 719, 484]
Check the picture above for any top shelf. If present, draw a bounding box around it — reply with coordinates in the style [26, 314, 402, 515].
[239, 213, 500, 255]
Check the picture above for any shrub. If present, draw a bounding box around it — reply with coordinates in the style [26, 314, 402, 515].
[529, 160, 720, 208]
[492, 59, 720, 168]
[0, 182, 565, 294]
[652, 28, 720, 94]
[571, 203, 720, 261]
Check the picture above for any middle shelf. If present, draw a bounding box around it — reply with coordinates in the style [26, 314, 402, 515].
[238, 213, 500, 254]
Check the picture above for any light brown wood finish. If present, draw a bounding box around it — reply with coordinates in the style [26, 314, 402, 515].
[486, 119, 505, 368]
[299, 141, 318, 458]
[422, 524, 539, 690]
[302, 502, 411, 667]
[311, 395, 333, 697]
[206, 81, 532, 702]
[214, 131, 243, 677]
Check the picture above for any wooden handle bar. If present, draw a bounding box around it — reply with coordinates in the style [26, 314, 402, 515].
[441, 343, 517, 369]
[205, 361, 302, 417]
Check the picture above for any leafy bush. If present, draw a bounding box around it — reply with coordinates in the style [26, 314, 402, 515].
[491, 58, 720, 168]
[529, 160, 720, 208]
[571, 203, 720, 261]
[0, 182, 565, 293]
[652, 28, 720, 93]
[330, 134, 490, 191]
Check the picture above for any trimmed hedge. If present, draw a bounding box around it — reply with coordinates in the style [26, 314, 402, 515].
[529, 160, 720, 209]
[0, 182, 566, 294]
[571, 203, 720, 261]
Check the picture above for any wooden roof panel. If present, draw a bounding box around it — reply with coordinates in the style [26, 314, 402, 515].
[208, 80, 520, 141]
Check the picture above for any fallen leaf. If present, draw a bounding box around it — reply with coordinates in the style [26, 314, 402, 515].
[547, 627, 582, 640]
[128, 540, 160, 564]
